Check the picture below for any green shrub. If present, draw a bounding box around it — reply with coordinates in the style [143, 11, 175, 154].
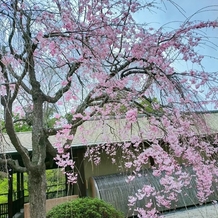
[46, 197, 124, 218]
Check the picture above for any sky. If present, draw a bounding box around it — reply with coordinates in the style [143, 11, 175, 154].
[134, 0, 218, 72]
[133, 1, 218, 110]
[135, 0, 218, 28]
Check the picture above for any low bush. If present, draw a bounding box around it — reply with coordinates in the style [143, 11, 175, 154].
[46, 197, 124, 218]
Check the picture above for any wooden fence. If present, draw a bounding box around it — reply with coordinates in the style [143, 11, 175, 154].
[0, 186, 66, 218]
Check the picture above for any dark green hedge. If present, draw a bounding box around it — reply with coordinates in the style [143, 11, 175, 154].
[46, 197, 124, 218]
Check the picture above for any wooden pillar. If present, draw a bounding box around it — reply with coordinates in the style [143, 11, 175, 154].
[73, 147, 86, 197]
[21, 172, 24, 205]
[17, 172, 20, 199]
[17, 172, 24, 210]
[8, 169, 13, 218]
[65, 173, 68, 195]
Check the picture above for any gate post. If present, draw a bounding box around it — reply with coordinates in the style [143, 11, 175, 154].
[8, 168, 13, 218]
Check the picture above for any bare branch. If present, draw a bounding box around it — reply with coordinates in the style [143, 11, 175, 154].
[7, 64, 32, 101]
[0, 158, 26, 173]
[43, 62, 81, 103]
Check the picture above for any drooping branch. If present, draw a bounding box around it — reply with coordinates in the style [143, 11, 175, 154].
[7, 64, 31, 102]
[44, 90, 109, 136]
[8, 5, 16, 56]
[7, 2, 26, 60]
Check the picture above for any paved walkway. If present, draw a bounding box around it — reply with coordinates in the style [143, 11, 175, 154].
[163, 204, 218, 218]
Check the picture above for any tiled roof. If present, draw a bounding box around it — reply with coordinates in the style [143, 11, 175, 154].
[1, 112, 218, 154]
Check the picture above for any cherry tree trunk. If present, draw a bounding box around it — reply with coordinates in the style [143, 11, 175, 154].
[28, 165, 47, 218]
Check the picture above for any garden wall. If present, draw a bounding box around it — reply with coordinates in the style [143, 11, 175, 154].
[24, 195, 78, 218]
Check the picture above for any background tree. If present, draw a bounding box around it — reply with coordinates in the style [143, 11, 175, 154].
[0, 0, 218, 218]
[0, 169, 65, 203]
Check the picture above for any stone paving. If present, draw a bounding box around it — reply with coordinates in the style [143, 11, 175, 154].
[163, 204, 218, 218]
